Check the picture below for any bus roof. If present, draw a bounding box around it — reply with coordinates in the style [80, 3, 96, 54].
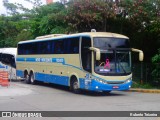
[0, 48, 5, 53]
[18, 32, 129, 44]
[0, 48, 17, 57]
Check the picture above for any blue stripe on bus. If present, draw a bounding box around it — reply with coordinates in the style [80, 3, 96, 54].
[17, 70, 69, 86]
[26, 58, 36, 62]
[16, 58, 25, 61]
[16, 57, 82, 70]
[17, 58, 65, 63]
[17, 69, 131, 91]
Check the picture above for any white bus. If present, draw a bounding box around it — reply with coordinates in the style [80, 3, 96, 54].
[0, 48, 17, 80]
[16, 32, 143, 93]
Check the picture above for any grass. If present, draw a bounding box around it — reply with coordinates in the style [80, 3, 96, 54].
[132, 81, 160, 89]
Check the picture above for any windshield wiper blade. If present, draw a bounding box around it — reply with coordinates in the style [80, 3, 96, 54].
[117, 60, 126, 74]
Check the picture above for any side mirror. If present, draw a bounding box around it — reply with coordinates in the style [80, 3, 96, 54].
[89, 47, 101, 60]
[139, 52, 144, 61]
[132, 48, 144, 61]
[95, 51, 100, 61]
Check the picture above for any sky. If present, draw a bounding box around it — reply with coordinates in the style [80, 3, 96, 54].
[0, 0, 58, 15]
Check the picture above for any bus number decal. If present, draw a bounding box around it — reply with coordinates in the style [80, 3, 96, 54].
[25, 57, 65, 64]
[35, 58, 41, 62]
[35, 58, 52, 63]
[56, 58, 64, 63]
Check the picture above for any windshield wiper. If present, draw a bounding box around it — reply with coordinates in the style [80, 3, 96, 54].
[117, 59, 126, 74]
[116, 52, 128, 74]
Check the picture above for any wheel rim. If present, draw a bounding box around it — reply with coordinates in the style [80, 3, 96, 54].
[73, 82, 79, 90]
[25, 75, 29, 81]
[31, 75, 34, 83]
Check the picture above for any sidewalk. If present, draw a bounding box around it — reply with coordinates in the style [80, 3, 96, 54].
[129, 88, 160, 93]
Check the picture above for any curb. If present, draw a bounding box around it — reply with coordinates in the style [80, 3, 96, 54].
[129, 88, 160, 93]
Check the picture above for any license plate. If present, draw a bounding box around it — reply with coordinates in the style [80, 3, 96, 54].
[113, 86, 119, 89]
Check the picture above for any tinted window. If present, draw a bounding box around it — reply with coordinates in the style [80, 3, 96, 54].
[65, 37, 79, 54]
[81, 37, 92, 72]
[18, 37, 80, 55]
[93, 37, 130, 49]
[1, 54, 16, 68]
[54, 40, 64, 54]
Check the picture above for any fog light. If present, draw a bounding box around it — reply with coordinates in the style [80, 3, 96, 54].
[96, 86, 99, 89]
[129, 85, 131, 88]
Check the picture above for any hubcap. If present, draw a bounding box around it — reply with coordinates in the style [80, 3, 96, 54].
[73, 82, 78, 90]
[31, 76, 34, 83]
[26, 75, 29, 80]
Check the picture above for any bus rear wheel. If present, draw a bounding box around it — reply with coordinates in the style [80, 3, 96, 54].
[24, 73, 30, 84]
[30, 73, 36, 85]
[70, 77, 81, 94]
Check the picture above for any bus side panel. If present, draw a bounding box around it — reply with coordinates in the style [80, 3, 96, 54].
[16, 61, 24, 78]
[35, 72, 69, 86]
[16, 70, 24, 78]
[35, 72, 46, 82]
[46, 65, 69, 86]
[46, 74, 69, 86]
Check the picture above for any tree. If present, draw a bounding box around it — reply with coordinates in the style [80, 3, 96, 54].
[0, 0, 159, 64]
[3, 0, 19, 15]
[152, 48, 160, 84]
[31, 2, 68, 36]
[65, 0, 115, 32]
[113, 0, 160, 62]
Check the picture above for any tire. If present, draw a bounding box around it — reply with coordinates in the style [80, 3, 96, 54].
[30, 73, 36, 85]
[103, 91, 111, 94]
[24, 73, 30, 84]
[70, 77, 81, 94]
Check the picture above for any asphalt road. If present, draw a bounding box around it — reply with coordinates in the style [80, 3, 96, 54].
[0, 81, 160, 120]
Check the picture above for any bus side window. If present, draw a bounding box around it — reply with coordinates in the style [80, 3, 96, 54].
[81, 36, 92, 73]
[40, 42, 45, 54]
[54, 40, 64, 54]
[46, 41, 51, 54]
[65, 37, 79, 54]
[51, 41, 55, 54]
[70, 37, 79, 54]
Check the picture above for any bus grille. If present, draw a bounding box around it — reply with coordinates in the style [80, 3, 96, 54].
[107, 81, 125, 84]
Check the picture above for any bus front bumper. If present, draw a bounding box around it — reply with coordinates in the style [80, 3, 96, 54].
[80, 79, 132, 92]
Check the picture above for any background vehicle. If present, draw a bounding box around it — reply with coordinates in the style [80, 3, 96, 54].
[16, 32, 143, 93]
[0, 48, 17, 80]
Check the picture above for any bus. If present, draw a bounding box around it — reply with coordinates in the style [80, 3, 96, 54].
[16, 32, 143, 93]
[0, 48, 17, 80]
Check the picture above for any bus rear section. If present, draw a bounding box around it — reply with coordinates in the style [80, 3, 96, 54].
[0, 48, 17, 80]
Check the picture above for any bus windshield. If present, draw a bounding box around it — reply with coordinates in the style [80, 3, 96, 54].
[93, 37, 131, 76]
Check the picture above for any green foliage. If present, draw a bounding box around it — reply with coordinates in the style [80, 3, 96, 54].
[65, 0, 115, 32]
[30, 3, 67, 36]
[152, 49, 160, 82]
[3, 0, 19, 15]
[117, 0, 160, 62]
[16, 30, 33, 43]
[0, 0, 160, 65]
[152, 49, 160, 63]
[132, 81, 154, 89]
[34, 2, 65, 17]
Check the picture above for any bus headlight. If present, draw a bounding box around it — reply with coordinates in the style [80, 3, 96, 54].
[125, 78, 132, 83]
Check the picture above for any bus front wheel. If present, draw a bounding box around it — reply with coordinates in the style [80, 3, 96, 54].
[103, 91, 111, 94]
[70, 77, 81, 94]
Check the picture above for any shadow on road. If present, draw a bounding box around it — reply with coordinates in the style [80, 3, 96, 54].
[19, 80, 127, 97]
